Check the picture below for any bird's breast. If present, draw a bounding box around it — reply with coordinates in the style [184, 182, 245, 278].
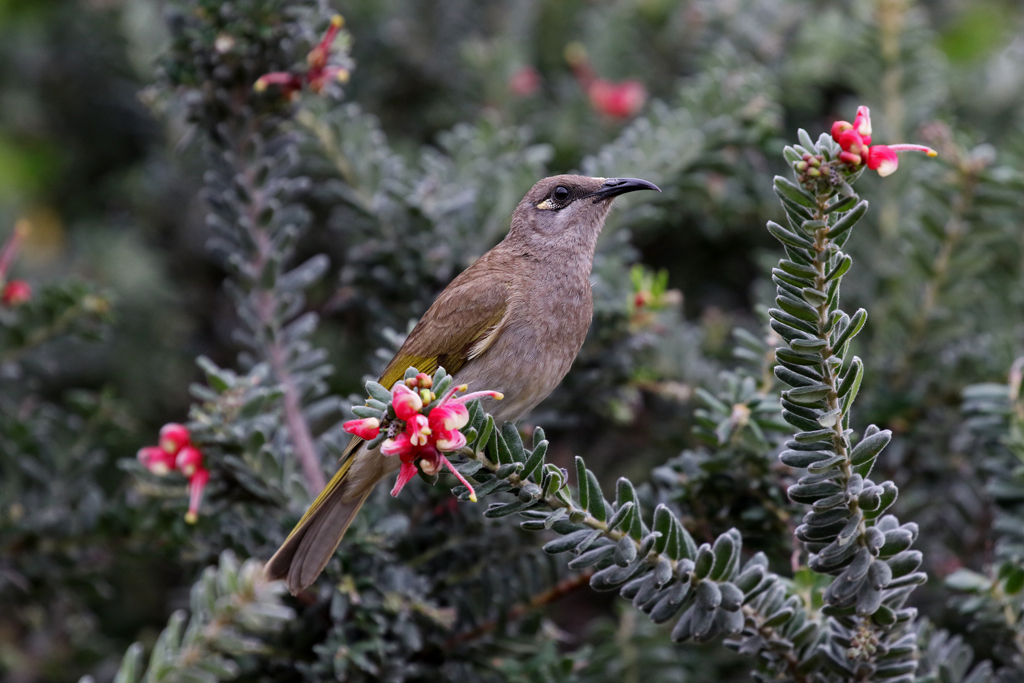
[455, 276, 592, 423]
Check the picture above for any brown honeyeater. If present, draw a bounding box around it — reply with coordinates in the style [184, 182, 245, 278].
[266, 174, 660, 594]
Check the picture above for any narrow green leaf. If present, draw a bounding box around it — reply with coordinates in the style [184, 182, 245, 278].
[801, 287, 828, 306]
[586, 469, 607, 521]
[824, 254, 852, 281]
[785, 385, 831, 404]
[522, 440, 547, 480]
[826, 200, 868, 241]
[575, 456, 589, 510]
[477, 415, 495, 456]
[775, 295, 819, 323]
[837, 357, 863, 399]
[779, 259, 818, 278]
[832, 308, 867, 350]
[768, 221, 814, 248]
[501, 422, 526, 463]
[773, 175, 817, 208]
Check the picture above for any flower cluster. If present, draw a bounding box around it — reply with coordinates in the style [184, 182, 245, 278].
[254, 15, 350, 99]
[829, 106, 936, 177]
[0, 219, 32, 308]
[343, 371, 503, 500]
[565, 42, 646, 120]
[137, 423, 210, 523]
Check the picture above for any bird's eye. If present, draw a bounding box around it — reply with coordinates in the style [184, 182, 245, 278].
[552, 186, 570, 202]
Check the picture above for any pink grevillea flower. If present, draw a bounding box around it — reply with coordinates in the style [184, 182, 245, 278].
[175, 446, 204, 478]
[137, 446, 176, 475]
[865, 144, 937, 177]
[391, 383, 424, 421]
[359, 379, 506, 501]
[254, 15, 350, 98]
[184, 467, 210, 524]
[433, 428, 467, 452]
[509, 66, 541, 97]
[428, 402, 469, 433]
[564, 42, 645, 120]
[159, 423, 191, 456]
[406, 414, 432, 447]
[1, 280, 31, 307]
[343, 417, 380, 440]
[831, 106, 936, 177]
[381, 431, 413, 457]
[588, 79, 646, 119]
[388, 447, 479, 502]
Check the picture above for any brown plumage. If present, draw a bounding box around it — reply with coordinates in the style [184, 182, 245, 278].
[265, 174, 660, 594]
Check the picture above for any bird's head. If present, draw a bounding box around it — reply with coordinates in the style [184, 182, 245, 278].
[509, 174, 660, 252]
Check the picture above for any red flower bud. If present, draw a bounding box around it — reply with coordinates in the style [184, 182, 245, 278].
[831, 120, 853, 143]
[158, 423, 190, 456]
[837, 129, 866, 155]
[175, 446, 203, 478]
[1, 280, 31, 306]
[137, 446, 175, 476]
[838, 151, 863, 167]
[343, 417, 380, 440]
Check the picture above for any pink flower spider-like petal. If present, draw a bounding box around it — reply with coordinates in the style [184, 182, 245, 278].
[390, 461, 419, 497]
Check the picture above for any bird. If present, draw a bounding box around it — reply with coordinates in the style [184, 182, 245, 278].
[266, 174, 660, 594]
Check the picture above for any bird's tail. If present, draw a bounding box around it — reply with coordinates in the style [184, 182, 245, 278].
[265, 446, 377, 594]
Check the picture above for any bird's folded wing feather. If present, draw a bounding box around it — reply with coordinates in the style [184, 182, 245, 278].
[284, 263, 511, 539]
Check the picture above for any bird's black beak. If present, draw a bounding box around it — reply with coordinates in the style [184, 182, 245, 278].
[589, 177, 661, 202]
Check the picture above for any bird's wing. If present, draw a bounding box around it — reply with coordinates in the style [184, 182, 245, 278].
[283, 267, 510, 547]
[337, 263, 512, 461]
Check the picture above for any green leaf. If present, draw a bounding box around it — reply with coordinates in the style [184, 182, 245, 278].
[521, 440, 547, 480]
[832, 308, 867, 350]
[768, 221, 814, 248]
[709, 531, 739, 581]
[653, 505, 672, 554]
[693, 544, 714, 579]
[775, 295, 819, 323]
[784, 384, 830, 404]
[826, 200, 868, 241]
[773, 175, 817, 208]
[801, 287, 828, 306]
[586, 469, 607, 521]
[501, 422, 525, 463]
[944, 568, 991, 592]
[824, 254, 852, 281]
[476, 415, 495, 456]
[797, 128, 816, 153]
[778, 259, 818, 278]
[825, 195, 858, 213]
[575, 456, 589, 510]
[850, 429, 891, 466]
